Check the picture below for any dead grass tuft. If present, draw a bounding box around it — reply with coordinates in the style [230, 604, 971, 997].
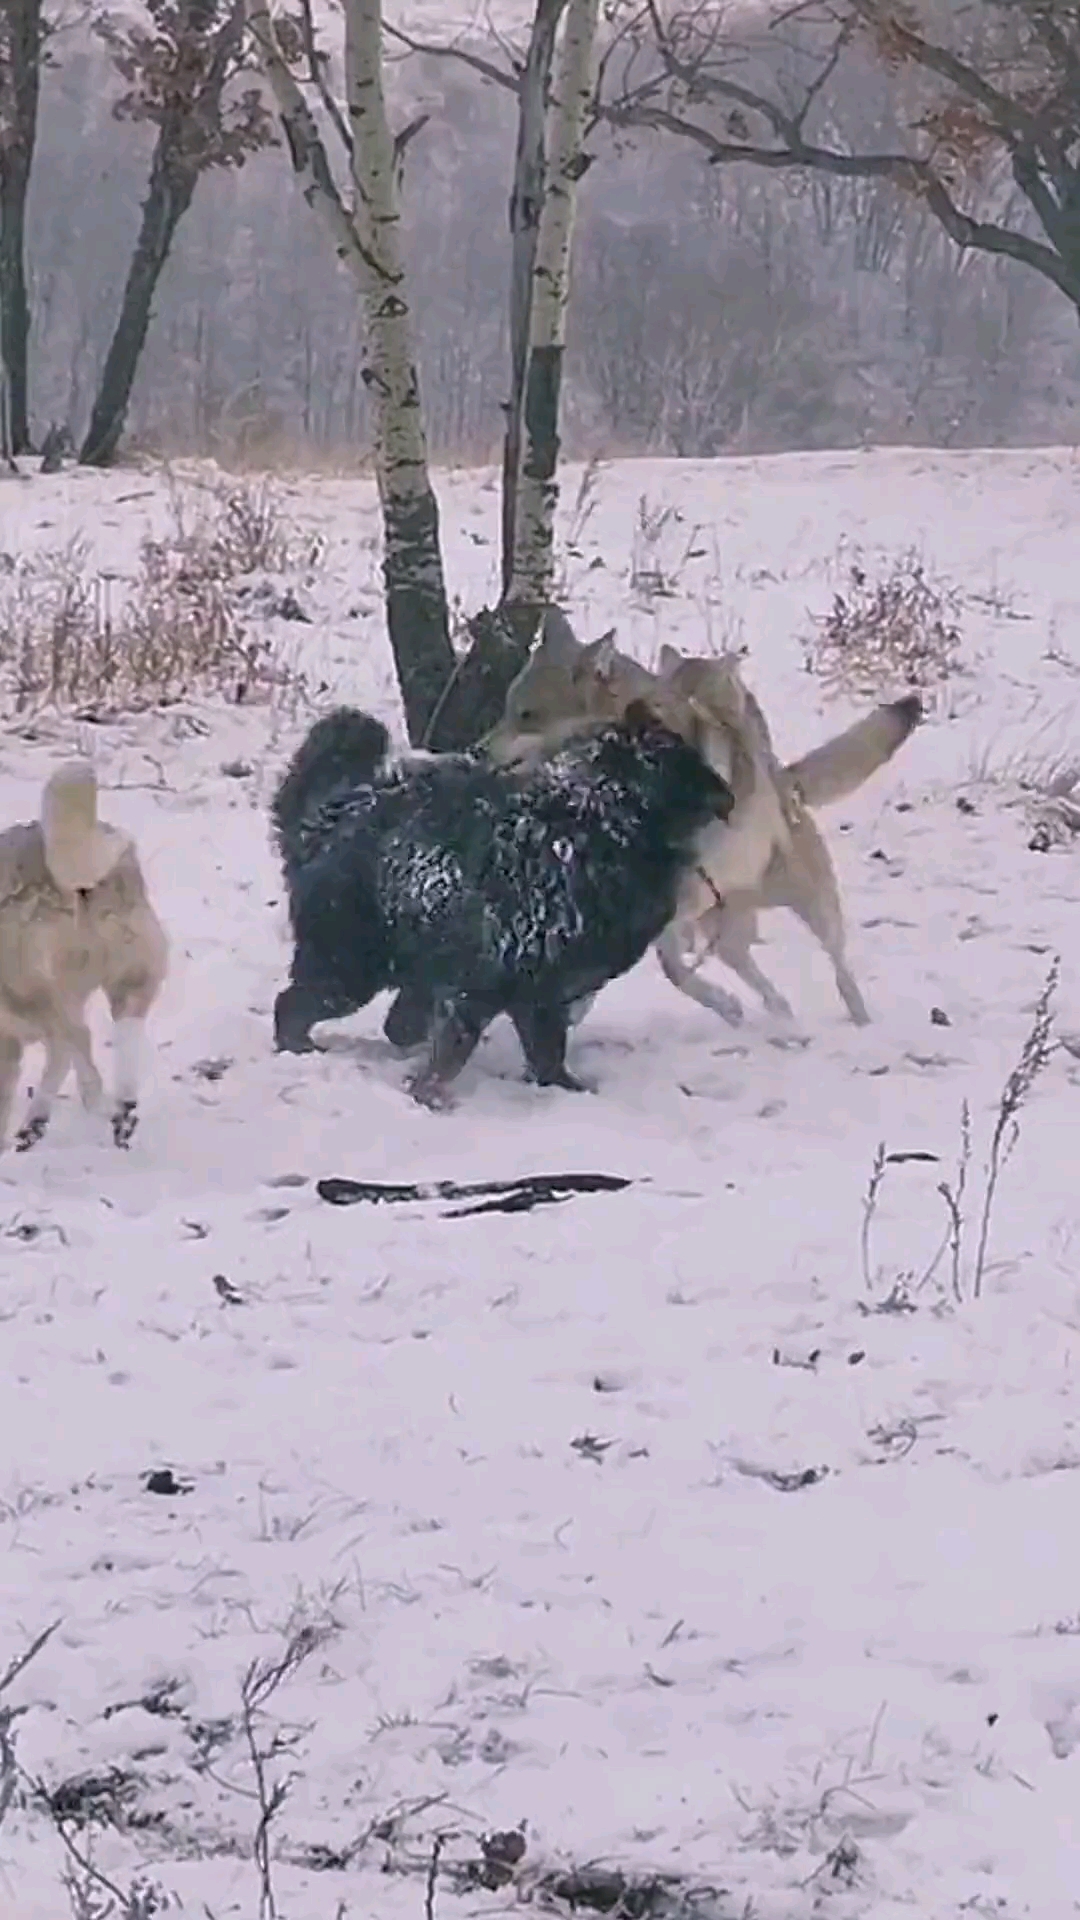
[0, 480, 316, 718]
[805, 544, 964, 703]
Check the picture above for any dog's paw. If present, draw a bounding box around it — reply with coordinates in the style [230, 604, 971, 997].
[112, 1100, 138, 1148]
[13, 1114, 48, 1153]
[536, 1069, 597, 1095]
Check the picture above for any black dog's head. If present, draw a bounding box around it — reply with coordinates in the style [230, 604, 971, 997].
[607, 698, 736, 823]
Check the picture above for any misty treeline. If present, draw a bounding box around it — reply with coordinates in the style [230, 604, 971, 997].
[17, 23, 1080, 469]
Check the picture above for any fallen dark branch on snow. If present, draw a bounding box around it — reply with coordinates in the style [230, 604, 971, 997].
[316, 1172, 631, 1217]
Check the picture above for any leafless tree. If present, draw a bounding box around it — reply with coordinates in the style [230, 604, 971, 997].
[0, 0, 49, 452]
[80, 0, 274, 466]
[246, 0, 455, 742]
[388, 2, 569, 597]
[599, 0, 1080, 322]
[507, 0, 599, 608]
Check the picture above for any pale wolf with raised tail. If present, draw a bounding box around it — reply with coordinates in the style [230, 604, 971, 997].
[484, 610, 922, 1028]
[0, 760, 168, 1150]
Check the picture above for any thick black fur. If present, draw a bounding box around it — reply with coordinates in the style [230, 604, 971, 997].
[271, 701, 734, 1106]
[270, 708, 393, 855]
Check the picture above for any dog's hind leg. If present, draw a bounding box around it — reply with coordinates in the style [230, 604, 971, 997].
[274, 975, 365, 1056]
[509, 1001, 591, 1092]
[0, 1032, 24, 1151]
[383, 986, 432, 1051]
[567, 994, 596, 1029]
[655, 921, 745, 1026]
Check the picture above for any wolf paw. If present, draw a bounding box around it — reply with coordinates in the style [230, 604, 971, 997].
[13, 1114, 48, 1153]
[112, 1100, 138, 1148]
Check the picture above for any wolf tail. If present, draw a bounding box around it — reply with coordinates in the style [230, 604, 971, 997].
[41, 758, 128, 892]
[271, 708, 390, 863]
[783, 693, 922, 809]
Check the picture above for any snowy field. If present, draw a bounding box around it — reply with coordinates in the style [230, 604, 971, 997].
[1, 446, 1080, 1920]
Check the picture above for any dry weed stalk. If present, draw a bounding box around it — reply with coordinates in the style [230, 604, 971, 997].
[0, 1620, 61, 1836]
[238, 1623, 330, 1920]
[969, 960, 1059, 1297]
[860, 963, 1059, 1304]
[563, 456, 602, 558]
[805, 545, 964, 702]
[53, 1822, 171, 1920]
[629, 494, 704, 602]
[937, 1100, 971, 1305]
[0, 1622, 169, 1919]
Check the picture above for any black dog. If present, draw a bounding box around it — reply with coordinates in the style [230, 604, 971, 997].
[271, 702, 734, 1107]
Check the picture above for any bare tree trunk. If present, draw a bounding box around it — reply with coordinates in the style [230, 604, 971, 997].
[500, 0, 567, 597]
[79, 143, 198, 466]
[246, 0, 454, 745]
[345, 0, 453, 745]
[507, 0, 598, 607]
[424, 0, 594, 754]
[0, 0, 44, 455]
[80, 0, 267, 468]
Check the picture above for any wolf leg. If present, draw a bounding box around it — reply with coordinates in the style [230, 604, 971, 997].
[655, 922, 745, 1026]
[14, 1015, 99, 1151]
[776, 835, 871, 1026]
[706, 906, 796, 1021]
[106, 972, 165, 1147]
[0, 1032, 25, 1150]
[509, 1001, 590, 1091]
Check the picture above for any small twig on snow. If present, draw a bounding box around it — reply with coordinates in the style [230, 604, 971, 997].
[426, 1829, 456, 1920]
[937, 1097, 971, 1303]
[860, 1140, 887, 1291]
[0, 1622, 61, 1836]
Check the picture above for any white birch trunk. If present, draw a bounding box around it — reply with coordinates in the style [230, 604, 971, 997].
[500, 0, 567, 596]
[508, 0, 599, 606]
[246, 0, 453, 744]
[246, 1, 375, 287]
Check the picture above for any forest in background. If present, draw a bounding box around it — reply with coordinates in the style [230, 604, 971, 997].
[23, 20, 1080, 471]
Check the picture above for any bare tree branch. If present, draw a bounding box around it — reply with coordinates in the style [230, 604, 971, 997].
[599, 0, 1080, 312]
[383, 20, 522, 94]
[295, 0, 353, 155]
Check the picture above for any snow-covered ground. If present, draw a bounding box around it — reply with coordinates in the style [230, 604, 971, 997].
[1, 446, 1080, 1920]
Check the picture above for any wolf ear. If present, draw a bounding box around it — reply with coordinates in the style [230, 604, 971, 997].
[536, 604, 581, 661]
[657, 643, 683, 678]
[574, 629, 618, 685]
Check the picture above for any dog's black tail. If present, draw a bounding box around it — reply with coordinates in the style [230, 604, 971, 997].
[272, 708, 390, 861]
